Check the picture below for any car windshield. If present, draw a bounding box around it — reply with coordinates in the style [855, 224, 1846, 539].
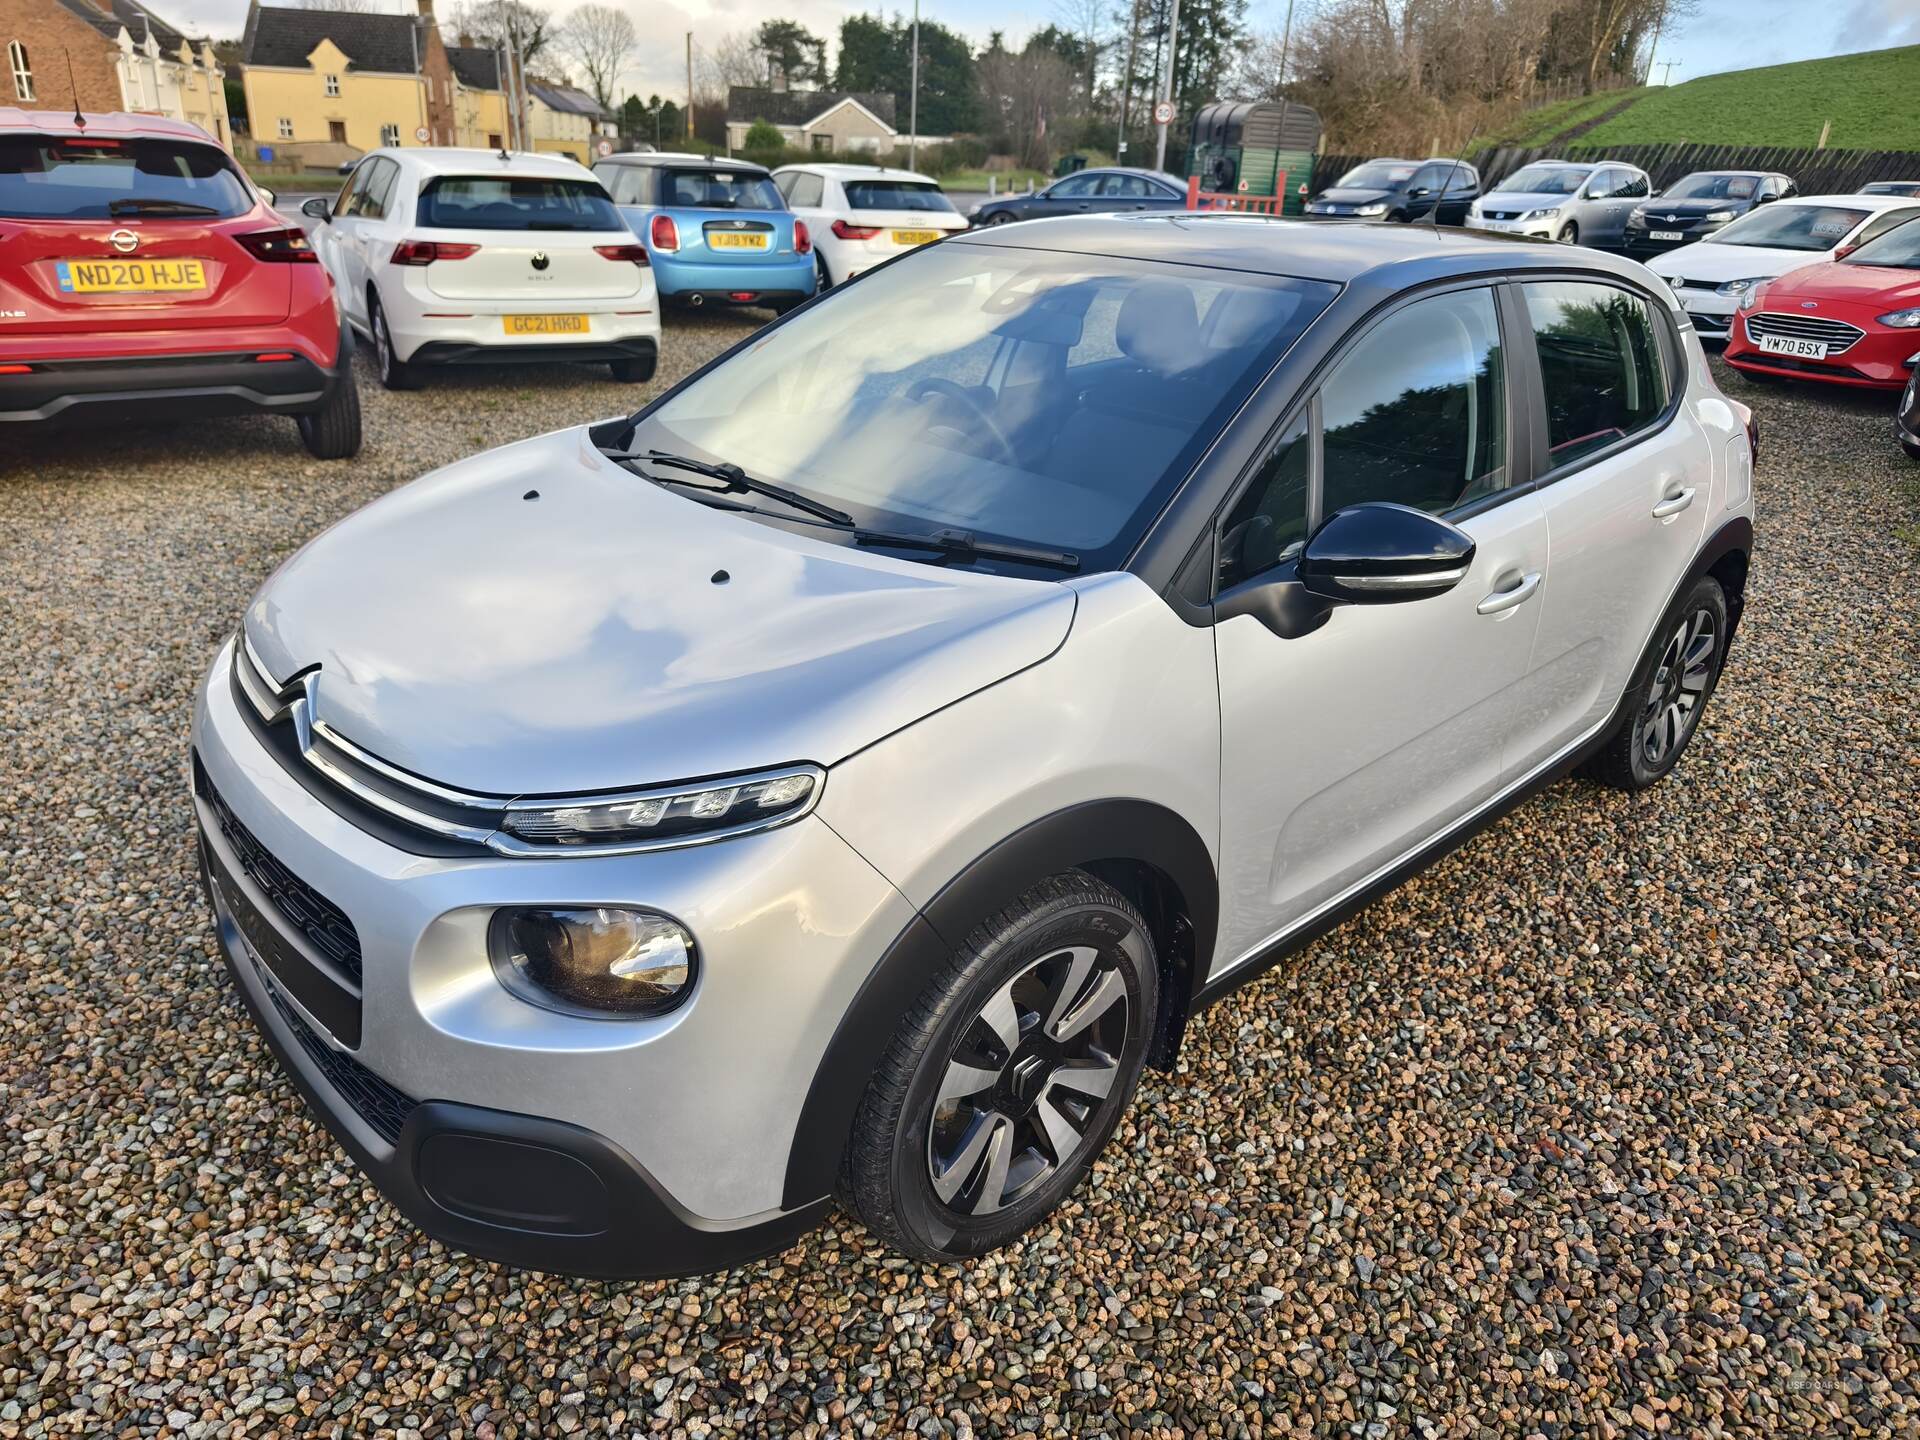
[1664, 173, 1758, 200]
[1842, 215, 1920, 268]
[417, 176, 620, 230]
[1710, 203, 1867, 251]
[632, 244, 1337, 572]
[1335, 162, 1417, 188]
[0, 134, 253, 219]
[846, 180, 955, 212]
[1493, 166, 1588, 195]
[664, 169, 782, 208]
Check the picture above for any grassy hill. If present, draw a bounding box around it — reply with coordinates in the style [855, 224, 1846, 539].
[1493, 45, 1920, 152]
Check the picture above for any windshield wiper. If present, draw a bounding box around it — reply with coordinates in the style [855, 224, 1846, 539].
[614, 447, 855, 526]
[854, 527, 1080, 571]
[107, 197, 221, 216]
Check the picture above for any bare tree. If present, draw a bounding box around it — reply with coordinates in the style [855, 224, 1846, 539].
[558, 3, 636, 110]
[448, 0, 553, 69]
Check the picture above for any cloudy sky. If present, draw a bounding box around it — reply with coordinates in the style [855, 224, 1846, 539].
[162, 0, 1920, 107]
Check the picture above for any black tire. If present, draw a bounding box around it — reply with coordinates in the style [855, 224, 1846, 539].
[1557, 221, 1580, 245]
[608, 353, 656, 383]
[296, 335, 362, 460]
[1902, 435, 1920, 462]
[844, 872, 1158, 1261]
[985, 210, 1020, 226]
[1583, 575, 1729, 791]
[368, 292, 420, 391]
[815, 252, 834, 291]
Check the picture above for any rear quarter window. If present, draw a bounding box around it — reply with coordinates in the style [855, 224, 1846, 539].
[1522, 281, 1669, 469]
[0, 134, 253, 219]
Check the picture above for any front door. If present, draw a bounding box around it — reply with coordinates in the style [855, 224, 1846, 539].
[1210, 286, 1551, 978]
[1503, 278, 1714, 772]
[329, 120, 347, 144]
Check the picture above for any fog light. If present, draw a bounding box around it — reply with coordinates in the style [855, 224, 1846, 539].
[489, 907, 695, 1018]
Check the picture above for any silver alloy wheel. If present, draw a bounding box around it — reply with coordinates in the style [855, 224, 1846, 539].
[1637, 606, 1717, 767]
[926, 943, 1129, 1216]
[374, 302, 394, 380]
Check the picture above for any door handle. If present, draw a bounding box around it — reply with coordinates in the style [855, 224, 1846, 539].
[1476, 571, 1542, 615]
[1652, 486, 1696, 519]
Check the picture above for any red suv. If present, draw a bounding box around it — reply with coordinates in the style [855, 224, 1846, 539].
[0, 109, 359, 458]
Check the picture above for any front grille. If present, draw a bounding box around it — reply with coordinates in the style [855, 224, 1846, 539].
[1482, 208, 1523, 221]
[1690, 312, 1732, 333]
[1672, 277, 1718, 291]
[194, 755, 364, 983]
[1745, 312, 1865, 351]
[261, 968, 418, 1145]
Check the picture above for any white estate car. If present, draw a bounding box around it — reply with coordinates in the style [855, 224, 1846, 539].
[1643, 193, 1920, 342]
[302, 149, 661, 389]
[772, 163, 967, 289]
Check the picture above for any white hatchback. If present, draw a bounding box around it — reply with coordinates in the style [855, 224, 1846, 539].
[303, 148, 661, 389]
[772, 163, 967, 288]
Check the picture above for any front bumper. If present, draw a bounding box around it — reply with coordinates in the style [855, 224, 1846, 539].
[1724, 314, 1918, 390]
[0, 350, 336, 424]
[650, 254, 817, 301]
[1470, 216, 1560, 239]
[190, 638, 916, 1276]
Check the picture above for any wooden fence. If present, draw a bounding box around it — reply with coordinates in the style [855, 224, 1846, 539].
[1311, 143, 1920, 196]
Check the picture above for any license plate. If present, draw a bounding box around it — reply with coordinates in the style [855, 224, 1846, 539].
[1650, 230, 1684, 242]
[1758, 333, 1827, 358]
[708, 232, 769, 250]
[891, 229, 941, 245]
[57, 257, 206, 294]
[503, 313, 588, 336]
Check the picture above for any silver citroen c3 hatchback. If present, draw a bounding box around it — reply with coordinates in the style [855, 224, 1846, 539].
[192, 214, 1756, 1277]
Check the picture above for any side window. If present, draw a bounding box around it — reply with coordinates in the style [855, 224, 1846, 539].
[789, 171, 823, 207]
[1320, 288, 1508, 517]
[365, 158, 399, 218]
[333, 161, 372, 217]
[1218, 412, 1310, 591]
[1410, 164, 1452, 192]
[1851, 206, 1920, 248]
[1522, 281, 1668, 469]
[772, 170, 795, 197]
[1050, 173, 1096, 198]
[1618, 171, 1650, 198]
[1586, 167, 1620, 198]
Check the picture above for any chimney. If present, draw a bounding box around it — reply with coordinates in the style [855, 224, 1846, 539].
[416, 0, 433, 16]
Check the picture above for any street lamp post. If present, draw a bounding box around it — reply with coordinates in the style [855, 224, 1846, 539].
[1153, 0, 1182, 173]
[909, 0, 920, 169]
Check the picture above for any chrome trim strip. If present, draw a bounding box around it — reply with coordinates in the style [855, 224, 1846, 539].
[310, 719, 506, 811]
[1211, 707, 1616, 983]
[301, 742, 501, 845]
[1328, 564, 1470, 591]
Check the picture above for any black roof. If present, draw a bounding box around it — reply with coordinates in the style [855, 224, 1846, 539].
[242, 4, 424, 74]
[446, 45, 500, 91]
[59, 0, 194, 48]
[527, 81, 605, 118]
[948, 211, 1669, 292]
[596, 153, 774, 176]
[727, 87, 897, 128]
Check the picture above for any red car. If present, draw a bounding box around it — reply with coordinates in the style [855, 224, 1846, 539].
[1725, 211, 1920, 391]
[0, 109, 359, 458]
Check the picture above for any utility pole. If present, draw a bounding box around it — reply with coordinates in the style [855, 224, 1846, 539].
[685, 33, 694, 146]
[1657, 60, 1678, 86]
[1153, 0, 1182, 172]
[909, 0, 919, 167]
[1116, 0, 1140, 159]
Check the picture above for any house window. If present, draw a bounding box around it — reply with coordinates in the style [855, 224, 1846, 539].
[278, 117, 294, 139]
[810, 133, 831, 153]
[8, 41, 32, 101]
[324, 73, 340, 97]
[487, 132, 501, 148]
[380, 123, 401, 147]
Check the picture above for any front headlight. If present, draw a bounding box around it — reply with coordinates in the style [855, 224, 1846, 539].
[1737, 284, 1769, 314]
[1522, 206, 1560, 222]
[1717, 276, 1771, 298]
[1877, 307, 1920, 328]
[497, 765, 824, 853]
[490, 907, 696, 1017]
[1628, 208, 1648, 225]
[1703, 210, 1735, 224]
[1355, 202, 1388, 216]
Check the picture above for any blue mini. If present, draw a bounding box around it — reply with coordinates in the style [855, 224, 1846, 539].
[592, 154, 817, 313]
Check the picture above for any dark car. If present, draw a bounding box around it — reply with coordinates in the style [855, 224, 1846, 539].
[1862, 181, 1920, 199]
[1898, 367, 1920, 460]
[1306, 157, 1480, 225]
[968, 167, 1185, 226]
[1624, 171, 1795, 258]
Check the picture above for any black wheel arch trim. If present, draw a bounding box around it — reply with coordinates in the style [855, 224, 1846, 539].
[781, 798, 1217, 1210]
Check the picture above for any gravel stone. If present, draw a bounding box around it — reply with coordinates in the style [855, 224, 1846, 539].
[1, 345, 1914, 1437]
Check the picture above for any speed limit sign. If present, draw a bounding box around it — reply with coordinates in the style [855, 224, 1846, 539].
[597, 138, 614, 156]
[1153, 100, 1174, 126]
[414, 125, 430, 142]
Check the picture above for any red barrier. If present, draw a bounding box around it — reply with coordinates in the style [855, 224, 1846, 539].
[1185, 174, 1289, 214]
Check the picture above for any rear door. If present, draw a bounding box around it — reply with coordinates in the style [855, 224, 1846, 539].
[330, 156, 400, 323]
[1503, 278, 1712, 772]
[0, 130, 289, 341]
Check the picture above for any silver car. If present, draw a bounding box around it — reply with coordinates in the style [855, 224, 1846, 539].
[1470, 159, 1653, 246]
[192, 214, 1756, 1276]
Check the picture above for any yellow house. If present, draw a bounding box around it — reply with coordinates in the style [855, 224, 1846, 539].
[526, 80, 610, 165]
[239, 0, 460, 160]
[447, 44, 508, 150]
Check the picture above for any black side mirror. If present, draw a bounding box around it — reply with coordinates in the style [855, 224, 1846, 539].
[301, 197, 332, 221]
[1756, 192, 1776, 203]
[1409, 186, 1430, 198]
[1297, 502, 1476, 604]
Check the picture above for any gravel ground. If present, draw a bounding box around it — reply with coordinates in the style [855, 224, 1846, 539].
[0, 339, 1914, 1439]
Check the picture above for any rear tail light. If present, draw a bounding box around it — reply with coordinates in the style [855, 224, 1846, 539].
[830, 219, 880, 241]
[255, 352, 296, 362]
[594, 243, 650, 265]
[0, 364, 33, 375]
[650, 214, 679, 252]
[794, 219, 812, 255]
[234, 227, 318, 263]
[391, 240, 479, 265]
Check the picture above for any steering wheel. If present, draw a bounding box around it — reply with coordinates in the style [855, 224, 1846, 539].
[906, 377, 1019, 468]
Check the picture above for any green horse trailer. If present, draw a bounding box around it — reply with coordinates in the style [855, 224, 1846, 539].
[1185, 100, 1322, 216]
